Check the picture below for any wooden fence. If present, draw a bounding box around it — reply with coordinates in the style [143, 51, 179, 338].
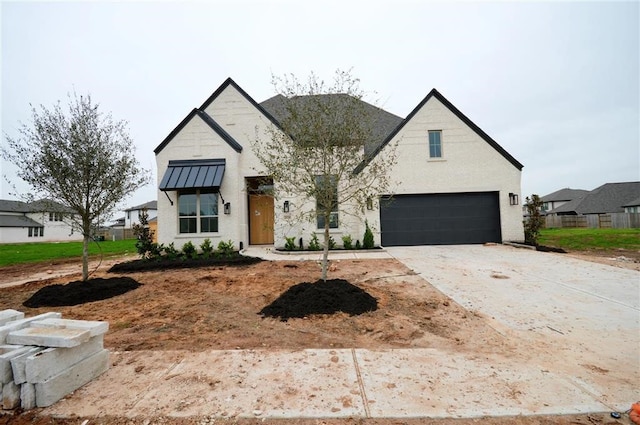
[544, 213, 640, 229]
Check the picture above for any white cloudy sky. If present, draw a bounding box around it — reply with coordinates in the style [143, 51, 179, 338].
[1, 0, 638, 213]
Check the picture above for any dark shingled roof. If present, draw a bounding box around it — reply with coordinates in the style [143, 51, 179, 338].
[125, 201, 158, 212]
[0, 199, 71, 213]
[549, 182, 640, 214]
[541, 188, 589, 202]
[260, 94, 404, 156]
[0, 215, 43, 228]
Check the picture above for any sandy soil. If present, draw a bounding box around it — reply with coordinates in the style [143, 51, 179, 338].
[0, 252, 634, 425]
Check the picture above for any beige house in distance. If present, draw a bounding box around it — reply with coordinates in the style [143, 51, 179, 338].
[154, 78, 524, 250]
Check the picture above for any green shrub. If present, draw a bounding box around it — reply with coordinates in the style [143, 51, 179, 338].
[328, 235, 337, 250]
[132, 208, 157, 259]
[181, 241, 196, 259]
[308, 233, 321, 251]
[200, 238, 214, 258]
[524, 194, 544, 246]
[284, 236, 297, 251]
[363, 220, 374, 249]
[162, 243, 179, 260]
[355, 239, 361, 250]
[216, 240, 235, 258]
[342, 234, 353, 250]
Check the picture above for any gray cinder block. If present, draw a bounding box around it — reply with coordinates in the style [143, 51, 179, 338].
[0, 312, 62, 344]
[2, 381, 20, 409]
[21, 383, 36, 410]
[0, 345, 32, 384]
[7, 327, 90, 348]
[10, 347, 44, 384]
[0, 310, 24, 326]
[31, 318, 109, 337]
[35, 349, 109, 407]
[25, 335, 103, 383]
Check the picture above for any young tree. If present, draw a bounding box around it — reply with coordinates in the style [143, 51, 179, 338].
[2, 93, 150, 280]
[524, 194, 544, 245]
[253, 70, 398, 281]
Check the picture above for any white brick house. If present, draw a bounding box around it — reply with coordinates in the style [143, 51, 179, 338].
[0, 199, 82, 243]
[154, 78, 524, 249]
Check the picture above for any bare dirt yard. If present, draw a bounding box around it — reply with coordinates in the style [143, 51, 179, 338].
[0, 252, 634, 425]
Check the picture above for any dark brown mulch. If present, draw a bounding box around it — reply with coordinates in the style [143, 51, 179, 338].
[107, 255, 262, 273]
[259, 279, 378, 321]
[23, 277, 141, 308]
[536, 245, 567, 253]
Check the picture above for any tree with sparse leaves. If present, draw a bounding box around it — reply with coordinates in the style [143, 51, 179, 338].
[2, 93, 150, 280]
[253, 70, 398, 281]
[524, 194, 544, 245]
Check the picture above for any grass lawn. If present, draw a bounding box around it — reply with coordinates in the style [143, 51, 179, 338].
[539, 228, 640, 251]
[0, 239, 137, 267]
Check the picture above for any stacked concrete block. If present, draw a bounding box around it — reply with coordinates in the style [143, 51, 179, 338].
[0, 310, 109, 410]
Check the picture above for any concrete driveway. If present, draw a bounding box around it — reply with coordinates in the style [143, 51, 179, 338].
[387, 244, 640, 413]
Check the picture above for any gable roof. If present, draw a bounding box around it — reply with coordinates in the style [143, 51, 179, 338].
[0, 199, 71, 214]
[541, 188, 589, 202]
[199, 78, 283, 131]
[260, 94, 403, 156]
[155, 78, 285, 156]
[154, 108, 242, 155]
[356, 89, 523, 173]
[125, 201, 158, 212]
[549, 182, 640, 214]
[0, 215, 42, 228]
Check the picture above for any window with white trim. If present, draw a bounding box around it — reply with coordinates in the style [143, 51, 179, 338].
[178, 189, 218, 234]
[428, 130, 442, 158]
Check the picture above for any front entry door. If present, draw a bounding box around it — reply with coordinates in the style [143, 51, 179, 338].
[249, 194, 274, 245]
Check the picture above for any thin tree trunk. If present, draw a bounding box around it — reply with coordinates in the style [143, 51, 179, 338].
[321, 219, 330, 282]
[82, 234, 89, 281]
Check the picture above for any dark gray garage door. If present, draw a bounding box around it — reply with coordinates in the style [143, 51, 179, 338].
[380, 192, 501, 246]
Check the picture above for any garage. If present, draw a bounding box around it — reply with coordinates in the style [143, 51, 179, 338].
[380, 192, 502, 246]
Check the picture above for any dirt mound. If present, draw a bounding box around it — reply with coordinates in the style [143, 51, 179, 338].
[259, 279, 378, 321]
[23, 277, 141, 308]
[107, 255, 262, 273]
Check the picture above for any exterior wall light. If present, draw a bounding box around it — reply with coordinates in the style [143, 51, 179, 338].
[509, 193, 519, 206]
[366, 197, 374, 211]
[283, 201, 290, 213]
[224, 202, 231, 214]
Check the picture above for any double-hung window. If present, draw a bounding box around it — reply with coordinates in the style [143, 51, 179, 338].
[316, 175, 339, 229]
[178, 189, 218, 234]
[428, 130, 442, 158]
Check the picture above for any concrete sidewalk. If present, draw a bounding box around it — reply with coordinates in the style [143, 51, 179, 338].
[42, 347, 614, 419]
[241, 246, 393, 261]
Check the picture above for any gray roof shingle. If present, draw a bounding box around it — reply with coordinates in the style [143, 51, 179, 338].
[260, 93, 404, 157]
[549, 182, 640, 214]
[0, 215, 42, 228]
[541, 188, 589, 202]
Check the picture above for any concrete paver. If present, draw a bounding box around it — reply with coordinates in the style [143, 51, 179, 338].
[33, 244, 640, 419]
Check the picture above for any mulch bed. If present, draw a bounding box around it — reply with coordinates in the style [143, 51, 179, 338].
[23, 277, 142, 308]
[107, 255, 262, 273]
[259, 279, 378, 321]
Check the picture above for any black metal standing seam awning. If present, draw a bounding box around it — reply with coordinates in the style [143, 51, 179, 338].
[159, 159, 226, 191]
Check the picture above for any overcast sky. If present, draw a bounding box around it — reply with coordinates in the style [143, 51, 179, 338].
[1, 1, 638, 215]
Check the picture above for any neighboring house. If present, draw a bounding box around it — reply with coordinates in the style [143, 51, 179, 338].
[540, 188, 589, 214]
[124, 201, 157, 228]
[154, 78, 524, 249]
[0, 199, 82, 243]
[546, 182, 640, 215]
[623, 198, 640, 213]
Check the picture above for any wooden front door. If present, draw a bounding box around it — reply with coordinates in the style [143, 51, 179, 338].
[249, 194, 274, 245]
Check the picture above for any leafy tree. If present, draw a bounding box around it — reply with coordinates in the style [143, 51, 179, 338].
[2, 93, 150, 280]
[253, 70, 398, 281]
[133, 208, 157, 259]
[524, 194, 545, 245]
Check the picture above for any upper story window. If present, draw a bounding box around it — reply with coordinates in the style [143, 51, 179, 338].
[316, 175, 339, 229]
[49, 212, 63, 221]
[178, 189, 218, 234]
[428, 130, 442, 158]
